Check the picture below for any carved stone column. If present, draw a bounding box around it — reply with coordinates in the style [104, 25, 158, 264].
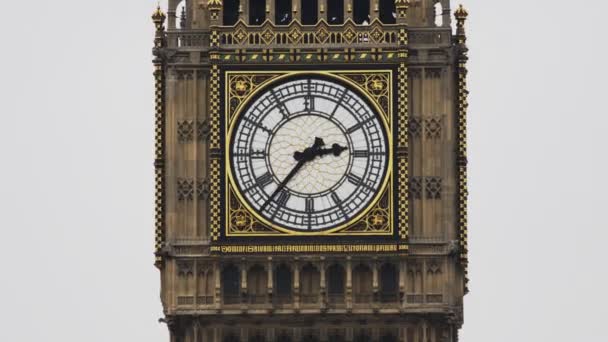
[346, 257, 352, 310]
[241, 260, 248, 305]
[293, 259, 301, 309]
[372, 259, 379, 301]
[267, 257, 274, 302]
[320, 257, 326, 308]
[214, 261, 221, 308]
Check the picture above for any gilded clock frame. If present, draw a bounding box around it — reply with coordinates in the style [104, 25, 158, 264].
[223, 70, 395, 238]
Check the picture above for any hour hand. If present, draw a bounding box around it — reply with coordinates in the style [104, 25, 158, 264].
[317, 143, 348, 157]
[314, 137, 325, 147]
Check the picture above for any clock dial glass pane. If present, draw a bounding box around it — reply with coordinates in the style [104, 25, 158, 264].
[230, 77, 388, 232]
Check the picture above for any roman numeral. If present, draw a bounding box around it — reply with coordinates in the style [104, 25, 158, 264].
[330, 192, 342, 205]
[329, 91, 347, 118]
[330, 192, 348, 217]
[353, 150, 369, 158]
[306, 198, 314, 213]
[347, 117, 374, 134]
[250, 150, 266, 159]
[256, 172, 273, 188]
[276, 190, 291, 207]
[346, 122, 363, 134]
[347, 173, 362, 185]
[271, 90, 291, 119]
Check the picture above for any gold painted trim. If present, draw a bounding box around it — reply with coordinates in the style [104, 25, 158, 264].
[224, 70, 394, 237]
[211, 243, 408, 254]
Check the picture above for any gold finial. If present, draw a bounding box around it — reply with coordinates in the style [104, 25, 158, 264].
[152, 5, 166, 22]
[455, 4, 469, 20]
[152, 5, 166, 31]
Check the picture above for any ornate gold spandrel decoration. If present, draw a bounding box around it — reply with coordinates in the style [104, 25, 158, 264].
[341, 190, 391, 234]
[227, 188, 279, 235]
[227, 74, 281, 120]
[337, 72, 391, 118]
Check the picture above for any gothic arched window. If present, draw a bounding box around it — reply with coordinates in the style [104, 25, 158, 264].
[379, 263, 399, 302]
[327, 264, 345, 303]
[353, 0, 370, 24]
[275, 264, 293, 303]
[221, 264, 240, 304]
[249, 0, 266, 25]
[275, 0, 292, 24]
[301, 0, 318, 25]
[379, 0, 396, 24]
[327, 0, 344, 24]
[352, 264, 373, 303]
[223, 0, 239, 25]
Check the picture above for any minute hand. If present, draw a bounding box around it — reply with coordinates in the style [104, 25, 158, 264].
[260, 159, 306, 212]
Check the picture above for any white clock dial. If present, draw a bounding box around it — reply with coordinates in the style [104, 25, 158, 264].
[230, 76, 389, 232]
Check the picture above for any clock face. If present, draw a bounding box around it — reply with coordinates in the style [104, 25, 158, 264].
[229, 76, 389, 232]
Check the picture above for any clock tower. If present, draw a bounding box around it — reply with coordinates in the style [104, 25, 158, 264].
[152, 0, 470, 341]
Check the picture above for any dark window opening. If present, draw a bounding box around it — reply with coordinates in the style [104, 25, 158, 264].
[223, 0, 239, 25]
[221, 264, 240, 304]
[301, 0, 318, 25]
[379, 0, 396, 24]
[327, 0, 344, 24]
[353, 0, 370, 24]
[379, 263, 399, 302]
[223, 335, 240, 342]
[249, 0, 266, 25]
[275, 0, 292, 24]
[275, 264, 292, 303]
[327, 264, 345, 303]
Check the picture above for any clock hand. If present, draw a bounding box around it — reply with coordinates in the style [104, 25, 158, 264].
[261, 137, 325, 212]
[316, 143, 348, 157]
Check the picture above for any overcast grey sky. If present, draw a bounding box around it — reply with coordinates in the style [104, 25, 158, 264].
[1, 1, 607, 341]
